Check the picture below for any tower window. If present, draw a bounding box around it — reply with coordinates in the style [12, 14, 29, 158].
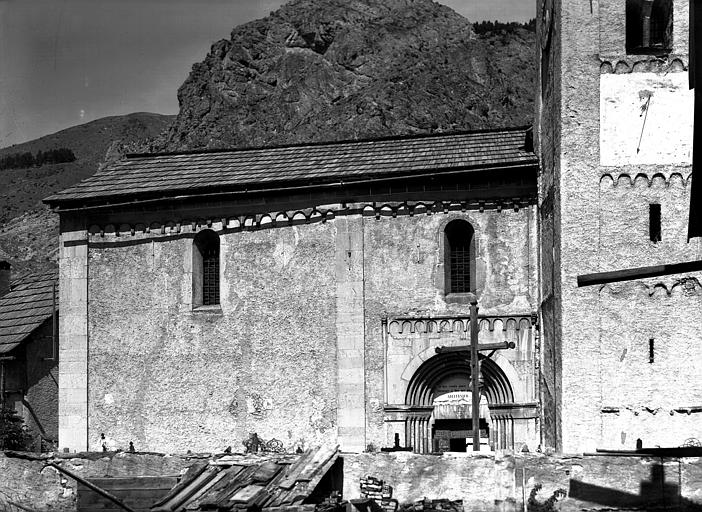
[649, 203, 661, 242]
[649, 338, 655, 363]
[444, 220, 475, 294]
[193, 230, 220, 306]
[626, 0, 673, 54]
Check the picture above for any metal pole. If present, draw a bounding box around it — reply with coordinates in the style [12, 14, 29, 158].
[470, 297, 480, 451]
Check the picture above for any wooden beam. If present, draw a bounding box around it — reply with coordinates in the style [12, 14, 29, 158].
[577, 259, 702, 287]
[47, 463, 138, 512]
[435, 342, 516, 353]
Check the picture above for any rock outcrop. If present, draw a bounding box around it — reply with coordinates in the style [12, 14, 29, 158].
[161, 0, 535, 150]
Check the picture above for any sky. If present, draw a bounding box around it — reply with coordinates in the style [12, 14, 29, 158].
[0, 0, 535, 148]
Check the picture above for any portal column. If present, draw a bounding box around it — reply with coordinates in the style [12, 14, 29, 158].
[58, 216, 89, 452]
[335, 215, 366, 452]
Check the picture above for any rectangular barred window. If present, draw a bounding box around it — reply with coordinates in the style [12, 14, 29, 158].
[450, 245, 471, 293]
[203, 250, 220, 305]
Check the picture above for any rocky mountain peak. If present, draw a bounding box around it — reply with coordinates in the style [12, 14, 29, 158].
[160, 0, 534, 150]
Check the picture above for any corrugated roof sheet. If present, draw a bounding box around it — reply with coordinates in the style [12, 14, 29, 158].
[44, 128, 537, 208]
[151, 445, 339, 512]
[0, 270, 58, 354]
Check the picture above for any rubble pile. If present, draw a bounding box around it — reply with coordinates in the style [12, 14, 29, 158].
[359, 476, 397, 512]
[398, 499, 464, 512]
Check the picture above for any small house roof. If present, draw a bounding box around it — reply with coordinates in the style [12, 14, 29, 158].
[0, 270, 58, 354]
[44, 127, 537, 210]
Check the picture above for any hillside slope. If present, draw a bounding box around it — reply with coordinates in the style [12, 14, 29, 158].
[0, 113, 173, 275]
[160, 0, 535, 150]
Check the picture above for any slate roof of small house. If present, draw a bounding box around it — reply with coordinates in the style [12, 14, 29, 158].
[44, 127, 537, 209]
[151, 445, 339, 512]
[0, 270, 58, 354]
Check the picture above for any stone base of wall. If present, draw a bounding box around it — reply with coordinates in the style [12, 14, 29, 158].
[0, 451, 194, 511]
[2, 450, 701, 511]
[342, 452, 702, 512]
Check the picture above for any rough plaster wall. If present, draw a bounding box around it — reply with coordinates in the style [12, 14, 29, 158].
[551, 0, 697, 453]
[23, 319, 59, 442]
[362, 210, 537, 449]
[87, 221, 338, 454]
[596, 174, 702, 449]
[557, 0, 602, 453]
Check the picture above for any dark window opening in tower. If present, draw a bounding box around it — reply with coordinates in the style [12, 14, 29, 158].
[649, 338, 655, 363]
[445, 220, 475, 294]
[626, 0, 673, 54]
[193, 229, 220, 306]
[649, 203, 662, 242]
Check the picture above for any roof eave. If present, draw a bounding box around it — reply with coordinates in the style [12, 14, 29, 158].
[43, 160, 539, 213]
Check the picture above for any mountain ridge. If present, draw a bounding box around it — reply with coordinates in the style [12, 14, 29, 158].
[0, 112, 174, 276]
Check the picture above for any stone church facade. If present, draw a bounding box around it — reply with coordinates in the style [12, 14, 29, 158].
[46, 0, 701, 455]
[536, 0, 700, 453]
[46, 130, 541, 454]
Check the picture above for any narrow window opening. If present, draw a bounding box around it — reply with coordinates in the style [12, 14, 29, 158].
[193, 230, 220, 307]
[649, 203, 661, 242]
[626, 0, 673, 54]
[444, 220, 475, 294]
[649, 338, 655, 363]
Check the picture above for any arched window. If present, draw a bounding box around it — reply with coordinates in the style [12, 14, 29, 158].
[444, 220, 475, 294]
[193, 230, 220, 306]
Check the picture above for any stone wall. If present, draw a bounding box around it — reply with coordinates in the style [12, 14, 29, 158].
[67, 200, 537, 455]
[342, 452, 702, 511]
[3, 451, 701, 512]
[0, 451, 192, 511]
[537, 0, 700, 452]
[87, 218, 339, 454]
[4, 317, 59, 449]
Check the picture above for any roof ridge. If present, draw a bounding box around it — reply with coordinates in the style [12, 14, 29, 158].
[124, 125, 533, 159]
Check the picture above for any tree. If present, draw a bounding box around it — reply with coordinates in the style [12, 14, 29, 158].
[0, 408, 32, 451]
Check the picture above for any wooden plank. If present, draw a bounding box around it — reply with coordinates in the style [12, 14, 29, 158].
[151, 462, 209, 509]
[230, 484, 266, 503]
[86, 476, 178, 489]
[576, 259, 702, 287]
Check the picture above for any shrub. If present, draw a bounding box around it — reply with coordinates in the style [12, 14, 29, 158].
[0, 408, 32, 451]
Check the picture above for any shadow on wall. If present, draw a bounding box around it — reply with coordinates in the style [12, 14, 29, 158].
[568, 462, 702, 511]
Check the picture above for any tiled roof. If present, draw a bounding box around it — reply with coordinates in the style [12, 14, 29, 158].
[0, 270, 58, 354]
[152, 445, 339, 511]
[44, 127, 537, 208]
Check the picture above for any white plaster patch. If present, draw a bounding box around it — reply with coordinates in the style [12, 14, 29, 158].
[103, 393, 114, 405]
[600, 72, 693, 166]
[273, 241, 295, 267]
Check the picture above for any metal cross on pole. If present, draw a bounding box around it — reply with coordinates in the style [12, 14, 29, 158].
[435, 294, 516, 451]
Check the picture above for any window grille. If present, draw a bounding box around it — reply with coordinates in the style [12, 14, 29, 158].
[202, 248, 220, 305]
[450, 243, 471, 293]
[445, 220, 475, 294]
[194, 229, 220, 307]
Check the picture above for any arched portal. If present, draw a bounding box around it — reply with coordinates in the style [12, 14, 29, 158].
[404, 352, 516, 453]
